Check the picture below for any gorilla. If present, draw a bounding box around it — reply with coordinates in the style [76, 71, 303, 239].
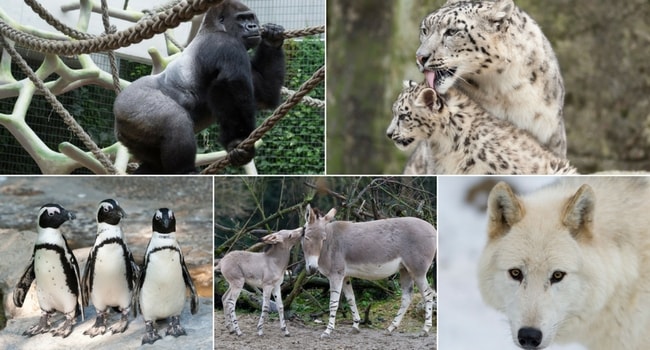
[113, 0, 285, 174]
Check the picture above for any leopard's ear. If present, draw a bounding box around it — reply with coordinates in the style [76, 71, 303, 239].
[414, 88, 441, 112]
[403, 80, 418, 89]
[487, 0, 514, 23]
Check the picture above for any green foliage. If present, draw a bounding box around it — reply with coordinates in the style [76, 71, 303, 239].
[255, 37, 325, 174]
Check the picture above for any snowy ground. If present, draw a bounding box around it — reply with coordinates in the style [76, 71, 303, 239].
[437, 176, 586, 350]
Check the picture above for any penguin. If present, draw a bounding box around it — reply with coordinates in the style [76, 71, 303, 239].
[13, 203, 83, 338]
[136, 208, 198, 345]
[81, 198, 139, 337]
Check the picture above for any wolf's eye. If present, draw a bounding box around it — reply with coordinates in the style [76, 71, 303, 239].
[550, 271, 566, 284]
[508, 268, 523, 282]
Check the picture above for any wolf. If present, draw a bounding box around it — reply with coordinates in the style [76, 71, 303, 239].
[478, 177, 650, 350]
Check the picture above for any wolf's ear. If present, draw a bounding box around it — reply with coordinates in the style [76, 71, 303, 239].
[561, 184, 595, 241]
[486, 181, 525, 241]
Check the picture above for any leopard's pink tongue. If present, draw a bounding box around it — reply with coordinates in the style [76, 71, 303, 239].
[425, 71, 435, 88]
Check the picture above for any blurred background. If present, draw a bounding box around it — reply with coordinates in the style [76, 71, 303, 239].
[326, 0, 650, 174]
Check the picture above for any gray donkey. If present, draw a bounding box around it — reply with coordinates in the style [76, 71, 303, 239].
[219, 228, 302, 336]
[301, 204, 437, 338]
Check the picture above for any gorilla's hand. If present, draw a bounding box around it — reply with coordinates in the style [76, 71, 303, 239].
[261, 23, 285, 48]
[227, 139, 256, 167]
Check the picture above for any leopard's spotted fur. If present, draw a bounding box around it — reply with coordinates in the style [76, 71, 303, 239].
[415, 0, 566, 158]
[387, 81, 576, 175]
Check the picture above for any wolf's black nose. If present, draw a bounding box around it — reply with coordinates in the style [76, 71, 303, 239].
[518, 327, 543, 348]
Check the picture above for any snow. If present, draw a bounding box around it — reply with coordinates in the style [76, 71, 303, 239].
[437, 176, 586, 350]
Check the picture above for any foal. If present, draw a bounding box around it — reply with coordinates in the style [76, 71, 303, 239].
[219, 228, 302, 336]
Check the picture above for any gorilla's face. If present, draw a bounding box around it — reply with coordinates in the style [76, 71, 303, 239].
[220, 7, 261, 50]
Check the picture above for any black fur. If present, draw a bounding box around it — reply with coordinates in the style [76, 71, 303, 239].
[114, 0, 286, 174]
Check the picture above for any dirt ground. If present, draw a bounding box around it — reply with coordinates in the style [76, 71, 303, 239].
[214, 313, 437, 350]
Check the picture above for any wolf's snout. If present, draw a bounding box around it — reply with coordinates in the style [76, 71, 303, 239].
[517, 327, 543, 349]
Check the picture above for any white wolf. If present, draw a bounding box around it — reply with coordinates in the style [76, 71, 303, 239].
[478, 177, 650, 350]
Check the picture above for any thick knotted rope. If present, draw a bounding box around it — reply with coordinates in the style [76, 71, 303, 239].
[24, 0, 94, 40]
[0, 0, 223, 55]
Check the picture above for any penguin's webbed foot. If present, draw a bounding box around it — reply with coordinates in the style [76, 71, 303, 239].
[109, 312, 129, 334]
[166, 315, 187, 337]
[51, 316, 74, 338]
[84, 311, 107, 337]
[22, 313, 51, 337]
[141, 320, 162, 345]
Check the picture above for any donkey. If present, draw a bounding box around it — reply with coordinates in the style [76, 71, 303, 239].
[219, 228, 303, 337]
[301, 204, 437, 338]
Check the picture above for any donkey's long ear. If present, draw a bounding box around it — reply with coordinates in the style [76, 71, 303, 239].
[561, 184, 595, 242]
[305, 204, 316, 224]
[323, 208, 337, 222]
[261, 233, 281, 245]
[486, 182, 525, 241]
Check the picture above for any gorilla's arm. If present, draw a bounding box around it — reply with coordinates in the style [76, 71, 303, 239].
[251, 23, 286, 110]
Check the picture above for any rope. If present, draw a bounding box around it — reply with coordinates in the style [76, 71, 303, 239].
[281, 87, 324, 109]
[282, 25, 324, 39]
[100, 0, 122, 95]
[201, 65, 325, 174]
[151, 0, 184, 14]
[24, 0, 94, 39]
[0, 0, 223, 55]
[0, 36, 118, 174]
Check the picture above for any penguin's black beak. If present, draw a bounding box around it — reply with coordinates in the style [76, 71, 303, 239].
[66, 210, 76, 221]
[162, 217, 171, 229]
[118, 206, 127, 219]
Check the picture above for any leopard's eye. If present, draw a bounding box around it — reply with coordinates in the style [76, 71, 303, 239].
[421, 26, 429, 36]
[444, 28, 459, 37]
[398, 114, 409, 121]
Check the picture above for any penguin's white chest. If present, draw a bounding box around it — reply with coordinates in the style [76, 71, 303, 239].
[34, 248, 78, 314]
[91, 243, 131, 309]
[140, 249, 186, 321]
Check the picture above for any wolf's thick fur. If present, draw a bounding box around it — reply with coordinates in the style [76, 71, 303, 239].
[478, 177, 650, 350]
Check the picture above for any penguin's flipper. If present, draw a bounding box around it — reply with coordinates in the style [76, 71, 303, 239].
[134, 258, 148, 317]
[128, 250, 140, 318]
[13, 257, 35, 307]
[81, 246, 95, 307]
[65, 238, 85, 322]
[181, 257, 199, 315]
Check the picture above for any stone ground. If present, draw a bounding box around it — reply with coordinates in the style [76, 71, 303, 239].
[214, 312, 437, 350]
[0, 176, 214, 349]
